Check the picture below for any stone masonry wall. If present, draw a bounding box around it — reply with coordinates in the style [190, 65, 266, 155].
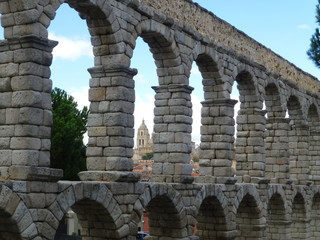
[0, 0, 319, 239]
[140, 0, 320, 94]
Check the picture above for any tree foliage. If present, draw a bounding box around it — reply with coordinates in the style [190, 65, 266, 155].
[307, 0, 320, 67]
[51, 87, 89, 180]
[142, 152, 154, 160]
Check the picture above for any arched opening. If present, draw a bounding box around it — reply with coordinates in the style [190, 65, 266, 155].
[48, 3, 92, 181]
[131, 20, 193, 183]
[145, 195, 186, 239]
[266, 193, 289, 239]
[311, 193, 320, 239]
[131, 37, 157, 181]
[291, 193, 307, 239]
[264, 83, 289, 183]
[188, 61, 202, 177]
[307, 104, 320, 184]
[0, 186, 37, 240]
[194, 53, 235, 179]
[0, 209, 22, 240]
[195, 196, 227, 239]
[287, 96, 309, 184]
[235, 71, 265, 178]
[236, 194, 265, 240]
[54, 199, 119, 240]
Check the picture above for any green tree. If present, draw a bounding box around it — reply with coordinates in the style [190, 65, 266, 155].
[308, 0, 320, 67]
[51, 87, 89, 180]
[142, 152, 154, 160]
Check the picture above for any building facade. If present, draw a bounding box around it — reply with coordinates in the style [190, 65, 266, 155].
[135, 120, 153, 156]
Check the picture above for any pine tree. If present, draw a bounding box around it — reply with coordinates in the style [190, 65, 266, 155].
[51, 87, 89, 180]
[307, 0, 320, 67]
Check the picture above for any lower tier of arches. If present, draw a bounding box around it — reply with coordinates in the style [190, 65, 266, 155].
[0, 180, 320, 240]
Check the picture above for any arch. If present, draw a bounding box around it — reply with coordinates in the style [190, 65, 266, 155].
[235, 68, 266, 178]
[311, 191, 320, 239]
[235, 68, 260, 110]
[291, 192, 308, 239]
[48, 0, 119, 39]
[0, 185, 38, 239]
[48, 182, 125, 240]
[133, 19, 185, 85]
[265, 83, 285, 118]
[234, 186, 265, 240]
[192, 50, 236, 179]
[66, 0, 131, 68]
[194, 185, 229, 239]
[266, 187, 290, 239]
[264, 82, 289, 182]
[132, 18, 194, 182]
[193, 51, 226, 99]
[287, 95, 309, 184]
[287, 95, 304, 122]
[132, 184, 187, 238]
[307, 104, 320, 183]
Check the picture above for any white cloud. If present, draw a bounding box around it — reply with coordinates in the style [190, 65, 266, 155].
[134, 73, 149, 84]
[69, 86, 89, 110]
[297, 24, 310, 29]
[49, 31, 92, 61]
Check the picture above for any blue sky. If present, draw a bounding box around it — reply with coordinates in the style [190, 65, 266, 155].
[46, 0, 320, 144]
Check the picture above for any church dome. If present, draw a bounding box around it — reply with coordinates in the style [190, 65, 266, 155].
[138, 119, 148, 130]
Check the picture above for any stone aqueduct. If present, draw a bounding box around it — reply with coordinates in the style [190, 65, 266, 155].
[0, 0, 320, 239]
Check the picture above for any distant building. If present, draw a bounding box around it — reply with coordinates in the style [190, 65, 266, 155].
[132, 119, 200, 178]
[134, 119, 153, 156]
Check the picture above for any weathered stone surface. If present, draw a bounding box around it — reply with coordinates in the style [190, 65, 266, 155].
[0, 0, 319, 239]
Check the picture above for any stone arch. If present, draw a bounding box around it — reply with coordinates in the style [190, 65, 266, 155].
[291, 191, 308, 239]
[266, 186, 290, 239]
[48, 182, 125, 240]
[287, 95, 309, 184]
[192, 49, 225, 99]
[132, 184, 188, 238]
[264, 82, 285, 118]
[193, 185, 229, 239]
[307, 103, 320, 183]
[44, 0, 144, 179]
[235, 67, 259, 109]
[287, 95, 304, 122]
[310, 189, 320, 239]
[234, 185, 265, 240]
[132, 18, 194, 182]
[134, 19, 184, 85]
[54, 0, 130, 68]
[264, 82, 289, 182]
[192, 49, 236, 179]
[0, 185, 38, 239]
[235, 67, 266, 179]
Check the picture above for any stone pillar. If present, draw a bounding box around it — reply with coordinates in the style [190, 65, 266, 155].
[196, 98, 237, 183]
[309, 125, 320, 184]
[289, 122, 310, 185]
[0, 36, 62, 181]
[150, 84, 194, 183]
[236, 108, 266, 181]
[265, 117, 290, 183]
[220, 179, 238, 240]
[78, 66, 140, 182]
